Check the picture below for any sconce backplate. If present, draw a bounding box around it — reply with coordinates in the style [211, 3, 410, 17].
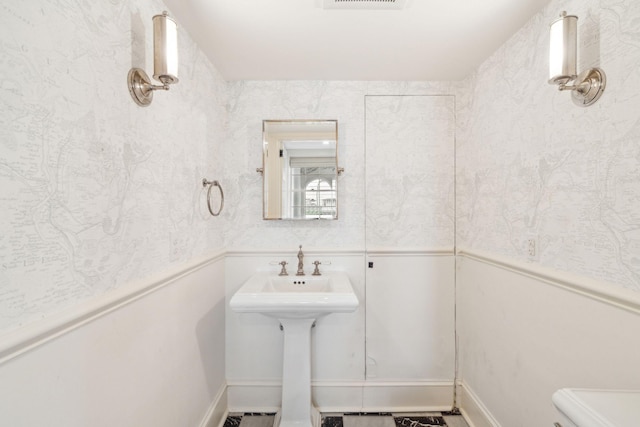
[571, 68, 606, 107]
[128, 68, 153, 107]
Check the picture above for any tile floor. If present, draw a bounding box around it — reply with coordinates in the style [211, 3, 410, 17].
[223, 411, 470, 427]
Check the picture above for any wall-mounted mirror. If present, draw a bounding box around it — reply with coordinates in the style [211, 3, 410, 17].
[261, 120, 339, 220]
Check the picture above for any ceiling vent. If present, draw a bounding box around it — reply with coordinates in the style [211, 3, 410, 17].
[322, 0, 408, 10]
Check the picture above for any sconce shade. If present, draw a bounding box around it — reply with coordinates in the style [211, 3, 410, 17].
[153, 12, 179, 85]
[548, 12, 577, 85]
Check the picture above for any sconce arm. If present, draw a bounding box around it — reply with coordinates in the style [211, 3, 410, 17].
[128, 68, 170, 107]
[557, 81, 591, 93]
[558, 82, 591, 93]
[148, 83, 170, 92]
[553, 68, 606, 107]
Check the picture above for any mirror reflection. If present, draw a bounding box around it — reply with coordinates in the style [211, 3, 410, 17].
[262, 120, 338, 220]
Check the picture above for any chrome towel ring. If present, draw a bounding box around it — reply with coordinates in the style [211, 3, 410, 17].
[202, 178, 224, 216]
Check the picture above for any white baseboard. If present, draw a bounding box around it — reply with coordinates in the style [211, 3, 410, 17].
[227, 380, 455, 413]
[200, 383, 229, 427]
[361, 381, 454, 412]
[459, 382, 500, 427]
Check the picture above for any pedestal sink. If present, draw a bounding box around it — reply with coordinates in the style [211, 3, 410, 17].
[230, 271, 358, 427]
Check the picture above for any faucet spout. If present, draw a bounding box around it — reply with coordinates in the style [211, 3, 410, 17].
[296, 245, 305, 276]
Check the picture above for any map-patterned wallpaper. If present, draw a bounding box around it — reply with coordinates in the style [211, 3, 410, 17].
[456, 0, 640, 290]
[2, 0, 638, 338]
[223, 81, 456, 249]
[365, 95, 455, 248]
[0, 1, 226, 333]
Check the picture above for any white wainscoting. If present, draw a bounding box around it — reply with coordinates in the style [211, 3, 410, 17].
[0, 252, 227, 427]
[458, 382, 500, 427]
[365, 249, 455, 382]
[225, 248, 456, 412]
[456, 248, 640, 427]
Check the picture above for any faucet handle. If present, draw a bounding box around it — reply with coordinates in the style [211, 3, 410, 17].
[278, 261, 288, 276]
[312, 261, 322, 276]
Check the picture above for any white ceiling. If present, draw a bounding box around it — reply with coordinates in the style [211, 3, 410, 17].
[163, 0, 551, 81]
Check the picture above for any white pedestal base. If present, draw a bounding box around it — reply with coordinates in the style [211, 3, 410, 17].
[274, 406, 320, 427]
[276, 318, 320, 427]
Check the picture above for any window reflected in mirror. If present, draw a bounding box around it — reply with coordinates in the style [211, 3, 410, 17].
[262, 120, 338, 220]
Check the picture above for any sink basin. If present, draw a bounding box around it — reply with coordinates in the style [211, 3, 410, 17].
[229, 271, 358, 319]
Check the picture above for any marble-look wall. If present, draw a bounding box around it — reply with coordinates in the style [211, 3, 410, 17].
[365, 95, 455, 248]
[456, 0, 640, 290]
[224, 81, 457, 250]
[0, 1, 227, 333]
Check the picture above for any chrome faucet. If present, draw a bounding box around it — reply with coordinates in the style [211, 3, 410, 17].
[296, 245, 305, 276]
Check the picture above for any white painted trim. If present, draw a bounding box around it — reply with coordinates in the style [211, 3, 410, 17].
[226, 380, 455, 413]
[457, 247, 640, 316]
[459, 382, 500, 427]
[199, 382, 228, 427]
[226, 379, 454, 387]
[226, 248, 365, 256]
[0, 250, 226, 365]
[226, 247, 455, 257]
[366, 247, 455, 256]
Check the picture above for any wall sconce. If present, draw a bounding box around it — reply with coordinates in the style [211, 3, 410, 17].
[128, 11, 179, 107]
[548, 11, 606, 107]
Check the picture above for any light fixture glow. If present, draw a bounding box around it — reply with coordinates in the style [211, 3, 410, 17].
[128, 11, 179, 107]
[548, 11, 606, 107]
[153, 12, 179, 85]
[548, 12, 577, 85]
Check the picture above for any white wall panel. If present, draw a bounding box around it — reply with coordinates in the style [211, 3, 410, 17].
[458, 255, 640, 427]
[0, 258, 227, 427]
[365, 254, 455, 381]
[225, 250, 458, 411]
